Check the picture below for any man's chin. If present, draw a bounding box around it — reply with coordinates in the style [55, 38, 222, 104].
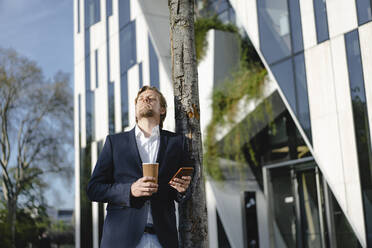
[140, 110, 154, 118]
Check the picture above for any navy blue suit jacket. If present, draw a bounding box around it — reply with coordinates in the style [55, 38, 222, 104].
[87, 128, 194, 248]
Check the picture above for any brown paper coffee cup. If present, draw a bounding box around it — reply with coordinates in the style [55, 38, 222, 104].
[142, 163, 159, 184]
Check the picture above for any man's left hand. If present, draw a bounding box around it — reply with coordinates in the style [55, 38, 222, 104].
[169, 176, 191, 193]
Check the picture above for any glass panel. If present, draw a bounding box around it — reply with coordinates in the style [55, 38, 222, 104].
[78, 94, 82, 144]
[120, 21, 137, 72]
[108, 82, 115, 134]
[313, 0, 329, 43]
[269, 167, 296, 247]
[85, 53, 91, 90]
[149, 35, 159, 89]
[139, 62, 143, 89]
[216, 210, 232, 248]
[119, 0, 130, 28]
[345, 29, 372, 246]
[80, 145, 92, 248]
[294, 53, 312, 144]
[298, 170, 322, 247]
[86, 0, 101, 27]
[288, 0, 304, 53]
[356, 0, 372, 25]
[271, 58, 297, 115]
[121, 73, 129, 130]
[86, 91, 95, 143]
[328, 187, 362, 247]
[244, 192, 259, 247]
[95, 50, 99, 88]
[257, 0, 291, 64]
[77, 0, 80, 33]
[107, 0, 113, 16]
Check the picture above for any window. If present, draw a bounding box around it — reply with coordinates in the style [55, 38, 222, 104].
[148, 35, 159, 89]
[257, 0, 292, 64]
[77, 0, 80, 33]
[85, 0, 101, 27]
[78, 94, 82, 144]
[139, 62, 143, 89]
[345, 29, 372, 246]
[271, 54, 312, 144]
[120, 21, 136, 72]
[271, 59, 297, 114]
[121, 73, 129, 130]
[293, 53, 312, 144]
[288, 0, 304, 53]
[79, 145, 92, 248]
[313, 0, 329, 43]
[107, 0, 113, 17]
[95, 49, 99, 88]
[108, 82, 115, 134]
[86, 91, 95, 142]
[356, 0, 372, 25]
[85, 54, 91, 90]
[119, 0, 130, 28]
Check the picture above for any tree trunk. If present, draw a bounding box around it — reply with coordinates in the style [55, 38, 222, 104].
[8, 197, 17, 248]
[168, 0, 208, 247]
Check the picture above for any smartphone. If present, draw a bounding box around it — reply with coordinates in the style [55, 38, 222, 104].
[170, 167, 194, 182]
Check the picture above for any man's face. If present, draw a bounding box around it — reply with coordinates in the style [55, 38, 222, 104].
[135, 90, 165, 122]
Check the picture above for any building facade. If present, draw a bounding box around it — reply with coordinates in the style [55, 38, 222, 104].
[74, 0, 372, 247]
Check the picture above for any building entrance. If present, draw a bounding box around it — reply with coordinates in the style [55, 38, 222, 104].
[265, 160, 326, 248]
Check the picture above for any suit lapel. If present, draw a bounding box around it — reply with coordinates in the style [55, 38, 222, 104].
[128, 128, 142, 174]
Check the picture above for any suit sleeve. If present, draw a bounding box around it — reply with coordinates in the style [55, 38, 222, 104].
[86, 135, 133, 207]
[171, 135, 195, 204]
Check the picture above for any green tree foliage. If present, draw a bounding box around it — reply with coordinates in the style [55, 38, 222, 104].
[200, 28, 273, 180]
[194, 16, 237, 63]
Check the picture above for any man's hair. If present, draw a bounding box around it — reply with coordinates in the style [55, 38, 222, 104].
[134, 86, 167, 128]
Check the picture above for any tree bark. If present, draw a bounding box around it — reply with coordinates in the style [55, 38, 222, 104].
[168, 0, 208, 247]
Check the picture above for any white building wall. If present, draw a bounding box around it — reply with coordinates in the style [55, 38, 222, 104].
[230, 0, 367, 245]
[326, 0, 358, 39]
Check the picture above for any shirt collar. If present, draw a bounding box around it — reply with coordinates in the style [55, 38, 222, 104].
[135, 124, 160, 139]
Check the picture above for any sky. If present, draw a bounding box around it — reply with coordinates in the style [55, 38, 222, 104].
[0, 0, 74, 209]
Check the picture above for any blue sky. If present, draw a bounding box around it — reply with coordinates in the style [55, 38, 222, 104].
[0, 0, 74, 209]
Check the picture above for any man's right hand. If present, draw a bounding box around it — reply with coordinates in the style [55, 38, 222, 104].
[130, 177, 158, 197]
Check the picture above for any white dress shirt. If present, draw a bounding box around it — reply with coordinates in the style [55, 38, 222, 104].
[135, 125, 160, 226]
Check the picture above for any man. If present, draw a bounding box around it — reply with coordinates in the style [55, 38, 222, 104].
[87, 86, 194, 248]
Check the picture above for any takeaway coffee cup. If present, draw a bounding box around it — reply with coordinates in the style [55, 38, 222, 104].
[142, 163, 159, 184]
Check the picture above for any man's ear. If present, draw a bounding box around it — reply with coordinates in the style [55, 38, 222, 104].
[160, 107, 166, 115]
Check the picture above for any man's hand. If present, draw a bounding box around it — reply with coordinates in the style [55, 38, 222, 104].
[169, 176, 191, 193]
[131, 177, 158, 197]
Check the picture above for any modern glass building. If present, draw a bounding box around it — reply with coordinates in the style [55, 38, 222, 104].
[74, 0, 372, 247]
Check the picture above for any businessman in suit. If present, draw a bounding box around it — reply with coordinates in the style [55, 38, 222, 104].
[87, 86, 193, 248]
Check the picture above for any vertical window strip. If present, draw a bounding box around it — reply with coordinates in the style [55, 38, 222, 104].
[80, 144, 92, 248]
[85, 0, 101, 27]
[355, 0, 372, 25]
[148, 35, 160, 89]
[120, 21, 137, 72]
[288, 0, 304, 53]
[78, 94, 82, 145]
[293, 53, 312, 144]
[345, 29, 372, 247]
[95, 50, 99, 88]
[108, 82, 115, 134]
[121, 73, 129, 130]
[139, 62, 143, 89]
[107, 0, 113, 16]
[313, 0, 330, 43]
[77, 0, 80, 33]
